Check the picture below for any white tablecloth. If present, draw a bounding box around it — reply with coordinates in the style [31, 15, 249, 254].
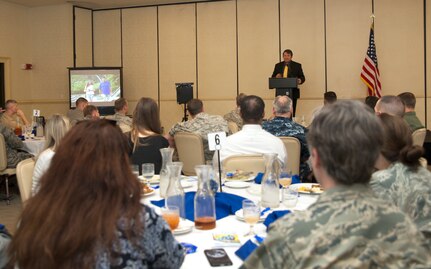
[22, 138, 45, 156]
[141, 178, 318, 269]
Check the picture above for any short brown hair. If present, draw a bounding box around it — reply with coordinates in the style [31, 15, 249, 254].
[307, 100, 383, 185]
[83, 105, 98, 117]
[187, 99, 203, 116]
[398, 92, 416, 109]
[236, 93, 247, 107]
[114, 98, 128, 112]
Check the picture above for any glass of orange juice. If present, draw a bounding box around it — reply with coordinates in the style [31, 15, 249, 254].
[242, 199, 260, 236]
[161, 206, 180, 230]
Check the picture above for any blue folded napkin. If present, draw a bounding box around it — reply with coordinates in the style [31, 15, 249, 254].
[151, 191, 246, 221]
[254, 173, 301, 185]
[263, 210, 291, 229]
[235, 235, 265, 261]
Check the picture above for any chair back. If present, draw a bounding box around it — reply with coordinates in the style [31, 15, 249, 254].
[223, 154, 265, 174]
[16, 158, 35, 204]
[279, 136, 301, 175]
[412, 128, 427, 146]
[227, 121, 239, 134]
[175, 132, 205, 176]
[0, 134, 7, 171]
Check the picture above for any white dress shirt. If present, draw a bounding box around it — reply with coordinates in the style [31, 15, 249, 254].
[219, 124, 287, 165]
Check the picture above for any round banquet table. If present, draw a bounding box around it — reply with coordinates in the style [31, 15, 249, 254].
[22, 137, 45, 156]
[141, 177, 319, 269]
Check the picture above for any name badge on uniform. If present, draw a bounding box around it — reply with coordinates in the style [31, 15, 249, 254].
[208, 132, 226, 151]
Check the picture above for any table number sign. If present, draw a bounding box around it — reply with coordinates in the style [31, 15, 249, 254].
[208, 132, 226, 151]
[33, 109, 40, 117]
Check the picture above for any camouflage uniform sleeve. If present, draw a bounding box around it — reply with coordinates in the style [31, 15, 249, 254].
[169, 122, 184, 137]
[3, 126, 24, 149]
[241, 228, 296, 269]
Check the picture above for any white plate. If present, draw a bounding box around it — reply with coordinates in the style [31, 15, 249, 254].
[181, 181, 194, 189]
[225, 176, 255, 182]
[142, 188, 155, 197]
[139, 175, 193, 185]
[290, 183, 323, 195]
[224, 181, 252, 189]
[173, 222, 193, 235]
[234, 209, 270, 222]
[246, 184, 261, 196]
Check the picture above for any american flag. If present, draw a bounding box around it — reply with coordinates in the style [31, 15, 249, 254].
[360, 23, 382, 97]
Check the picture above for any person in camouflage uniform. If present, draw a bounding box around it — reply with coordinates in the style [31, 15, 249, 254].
[241, 101, 431, 269]
[166, 99, 228, 162]
[223, 93, 246, 131]
[105, 97, 132, 133]
[0, 124, 32, 168]
[262, 95, 310, 180]
[370, 113, 431, 246]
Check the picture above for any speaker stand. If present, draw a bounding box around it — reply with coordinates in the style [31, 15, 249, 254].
[182, 103, 188, 122]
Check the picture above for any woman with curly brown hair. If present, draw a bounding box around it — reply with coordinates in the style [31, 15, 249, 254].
[371, 113, 431, 244]
[8, 120, 184, 269]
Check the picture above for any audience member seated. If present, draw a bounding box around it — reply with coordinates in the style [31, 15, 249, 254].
[241, 101, 431, 269]
[105, 97, 132, 133]
[67, 97, 88, 125]
[0, 99, 30, 130]
[398, 92, 425, 131]
[83, 105, 100, 120]
[370, 113, 431, 244]
[219, 95, 286, 165]
[374, 95, 405, 117]
[166, 99, 228, 162]
[365, 95, 379, 110]
[262, 96, 310, 180]
[31, 114, 70, 195]
[224, 93, 246, 131]
[7, 120, 184, 268]
[311, 91, 337, 122]
[0, 123, 32, 168]
[129, 97, 169, 174]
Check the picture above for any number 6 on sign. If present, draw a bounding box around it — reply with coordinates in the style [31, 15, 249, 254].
[208, 132, 226, 151]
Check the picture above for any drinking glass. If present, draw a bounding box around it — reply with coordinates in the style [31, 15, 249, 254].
[242, 199, 260, 236]
[283, 188, 298, 209]
[141, 163, 155, 184]
[130, 164, 140, 178]
[161, 206, 180, 230]
[279, 171, 292, 188]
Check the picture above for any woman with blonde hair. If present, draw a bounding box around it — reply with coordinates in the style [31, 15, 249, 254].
[8, 120, 184, 268]
[130, 97, 169, 174]
[31, 114, 70, 195]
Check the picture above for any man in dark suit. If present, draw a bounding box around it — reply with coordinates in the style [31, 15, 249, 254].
[271, 49, 305, 116]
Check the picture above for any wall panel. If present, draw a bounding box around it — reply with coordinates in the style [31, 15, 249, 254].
[75, 8, 92, 67]
[197, 1, 237, 100]
[122, 7, 158, 101]
[326, 0, 371, 99]
[93, 10, 121, 67]
[237, 0, 279, 99]
[158, 4, 196, 129]
[280, 0, 325, 100]
[158, 4, 196, 101]
[375, 0, 424, 96]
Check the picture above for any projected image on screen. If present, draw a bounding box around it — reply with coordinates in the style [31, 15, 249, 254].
[69, 68, 122, 108]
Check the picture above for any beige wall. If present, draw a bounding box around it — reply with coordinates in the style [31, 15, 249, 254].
[0, 1, 73, 117]
[1, 0, 431, 129]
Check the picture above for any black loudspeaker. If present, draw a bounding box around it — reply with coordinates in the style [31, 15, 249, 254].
[176, 83, 193, 104]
